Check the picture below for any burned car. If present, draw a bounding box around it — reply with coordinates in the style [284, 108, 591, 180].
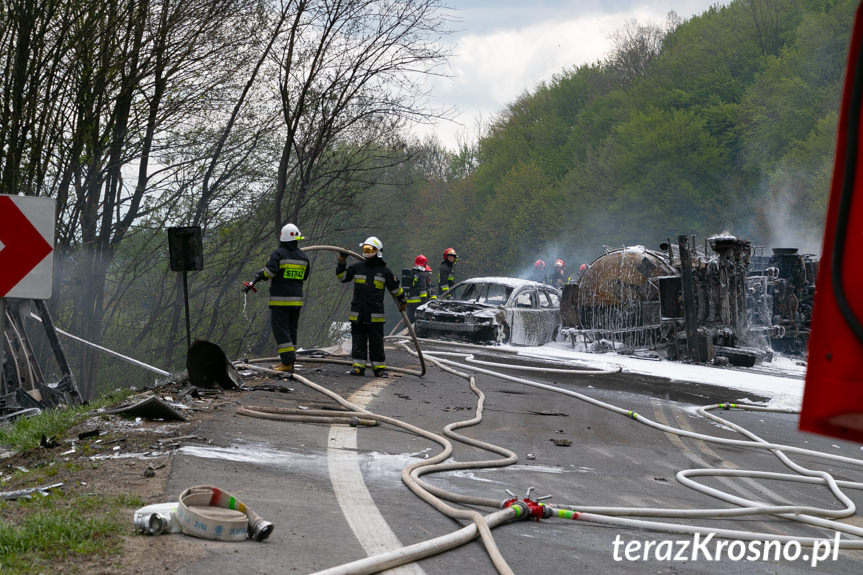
[413, 277, 561, 345]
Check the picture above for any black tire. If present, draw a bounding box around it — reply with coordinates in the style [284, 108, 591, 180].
[714, 345, 758, 367]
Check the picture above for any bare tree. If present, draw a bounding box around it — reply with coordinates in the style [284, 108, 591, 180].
[2, 0, 272, 397]
[271, 0, 450, 237]
[605, 18, 667, 88]
[1, 0, 451, 397]
[744, 0, 785, 57]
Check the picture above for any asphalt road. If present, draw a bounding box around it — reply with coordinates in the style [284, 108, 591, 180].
[164, 340, 863, 574]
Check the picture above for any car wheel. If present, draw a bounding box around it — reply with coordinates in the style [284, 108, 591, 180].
[494, 323, 510, 345]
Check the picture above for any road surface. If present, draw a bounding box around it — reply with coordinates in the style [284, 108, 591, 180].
[163, 340, 863, 574]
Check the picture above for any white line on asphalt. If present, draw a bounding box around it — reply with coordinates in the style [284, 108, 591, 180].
[327, 377, 426, 575]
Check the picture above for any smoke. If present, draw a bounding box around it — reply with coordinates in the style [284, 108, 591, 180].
[512, 240, 603, 281]
[740, 180, 826, 257]
[765, 186, 823, 256]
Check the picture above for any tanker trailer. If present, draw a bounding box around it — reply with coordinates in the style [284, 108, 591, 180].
[564, 245, 677, 348]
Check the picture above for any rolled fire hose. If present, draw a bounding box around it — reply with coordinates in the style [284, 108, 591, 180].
[134, 485, 273, 542]
[301, 244, 426, 376]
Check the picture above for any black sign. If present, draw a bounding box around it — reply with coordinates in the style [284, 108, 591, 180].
[168, 226, 203, 271]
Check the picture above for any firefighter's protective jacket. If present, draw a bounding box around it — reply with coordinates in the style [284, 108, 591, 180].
[337, 257, 405, 323]
[548, 269, 570, 288]
[261, 241, 310, 307]
[407, 267, 432, 304]
[439, 259, 455, 293]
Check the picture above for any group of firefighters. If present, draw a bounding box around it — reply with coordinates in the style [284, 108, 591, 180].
[530, 258, 570, 288]
[403, 247, 458, 323]
[248, 223, 458, 378]
[530, 259, 590, 288]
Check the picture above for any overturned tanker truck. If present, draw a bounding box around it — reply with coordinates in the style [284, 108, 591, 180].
[559, 234, 817, 366]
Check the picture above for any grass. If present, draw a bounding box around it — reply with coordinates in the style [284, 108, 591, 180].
[0, 388, 135, 452]
[0, 492, 143, 574]
[0, 388, 158, 573]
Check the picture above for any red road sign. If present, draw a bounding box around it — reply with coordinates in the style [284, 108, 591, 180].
[0, 194, 55, 299]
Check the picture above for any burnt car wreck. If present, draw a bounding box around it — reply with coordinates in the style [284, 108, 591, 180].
[414, 277, 561, 346]
[560, 234, 816, 366]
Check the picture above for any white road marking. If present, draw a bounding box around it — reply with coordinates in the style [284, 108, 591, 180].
[327, 377, 426, 574]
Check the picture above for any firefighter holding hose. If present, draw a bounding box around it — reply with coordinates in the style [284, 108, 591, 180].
[246, 223, 310, 373]
[336, 237, 406, 377]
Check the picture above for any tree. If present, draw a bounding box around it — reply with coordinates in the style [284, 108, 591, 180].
[604, 18, 667, 88]
[1, 0, 273, 397]
[270, 0, 450, 240]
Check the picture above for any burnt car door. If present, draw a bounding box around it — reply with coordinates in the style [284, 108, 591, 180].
[507, 286, 545, 345]
[539, 288, 562, 342]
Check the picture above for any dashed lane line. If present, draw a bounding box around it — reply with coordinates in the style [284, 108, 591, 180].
[327, 377, 426, 575]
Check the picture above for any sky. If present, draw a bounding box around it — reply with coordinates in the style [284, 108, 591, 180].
[415, 1, 729, 150]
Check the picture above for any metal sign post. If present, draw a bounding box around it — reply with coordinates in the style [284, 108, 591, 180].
[0, 194, 57, 403]
[1, 298, 6, 396]
[167, 226, 204, 351]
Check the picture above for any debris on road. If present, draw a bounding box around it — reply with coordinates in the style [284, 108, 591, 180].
[1, 482, 64, 500]
[102, 395, 186, 421]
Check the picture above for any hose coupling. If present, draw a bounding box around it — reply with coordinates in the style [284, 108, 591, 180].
[503, 498, 551, 522]
[136, 512, 171, 535]
[249, 519, 274, 541]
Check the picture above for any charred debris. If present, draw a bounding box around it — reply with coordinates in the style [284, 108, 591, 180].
[560, 234, 816, 366]
[1, 300, 83, 422]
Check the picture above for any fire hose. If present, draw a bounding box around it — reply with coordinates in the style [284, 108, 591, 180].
[133, 485, 273, 542]
[236, 308, 863, 568]
[398, 351, 863, 549]
[237, 364, 520, 574]
[235, 342, 863, 574]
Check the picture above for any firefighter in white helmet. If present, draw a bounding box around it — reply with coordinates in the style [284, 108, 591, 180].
[336, 236, 406, 377]
[251, 223, 310, 372]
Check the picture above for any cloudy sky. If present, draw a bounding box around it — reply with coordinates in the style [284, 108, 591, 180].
[415, 0, 729, 149]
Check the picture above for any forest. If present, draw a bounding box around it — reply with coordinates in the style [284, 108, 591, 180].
[0, 0, 855, 398]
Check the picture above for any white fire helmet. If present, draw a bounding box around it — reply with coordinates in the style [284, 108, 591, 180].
[280, 223, 304, 242]
[360, 236, 383, 258]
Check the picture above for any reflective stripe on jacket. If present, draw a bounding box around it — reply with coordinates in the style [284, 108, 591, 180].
[336, 257, 405, 323]
[406, 267, 431, 303]
[439, 260, 455, 292]
[264, 242, 310, 307]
